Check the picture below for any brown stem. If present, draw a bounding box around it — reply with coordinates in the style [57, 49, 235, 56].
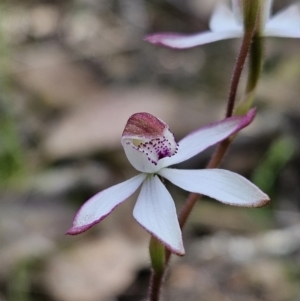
[149, 270, 164, 301]
[226, 31, 253, 118]
[206, 138, 232, 168]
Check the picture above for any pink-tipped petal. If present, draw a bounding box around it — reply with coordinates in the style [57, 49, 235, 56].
[159, 108, 256, 168]
[264, 4, 300, 38]
[67, 174, 147, 235]
[209, 2, 241, 32]
[133, 175, 185, 255]
[144, 30, 241, 49]
[159, 168, 270, 207]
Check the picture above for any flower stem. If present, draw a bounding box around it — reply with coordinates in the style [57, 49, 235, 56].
[234, 34, 264, 116]
[206, 138, 232, 169]
[148, 4, 261, 300]
[226, 31, 254, 118]
[246, 35, 264, 94]
[149, 269, 164, 301]
[149, 236, 166, 301]
[226, 0, 261, 117]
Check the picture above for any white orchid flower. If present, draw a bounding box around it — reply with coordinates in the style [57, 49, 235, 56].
[67, 110, 269, 255]
[145, 0, 300, 49]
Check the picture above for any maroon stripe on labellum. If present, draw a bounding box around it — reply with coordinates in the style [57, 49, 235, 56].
[122, 112, 166, 139]
[122, 112, 179, 166]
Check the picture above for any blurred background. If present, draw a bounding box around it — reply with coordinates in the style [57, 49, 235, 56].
[1, 0, 300, 300]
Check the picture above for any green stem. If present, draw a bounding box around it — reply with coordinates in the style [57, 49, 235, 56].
[235, 7, 264, 115]
[149, 236, 166, 301]
[234, 35, 264, 115]
[246, 34, 264, 94]
[149, 236, 165, 273]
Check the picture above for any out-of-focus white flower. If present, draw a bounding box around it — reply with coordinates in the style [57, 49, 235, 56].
[145, 0, 300, 49]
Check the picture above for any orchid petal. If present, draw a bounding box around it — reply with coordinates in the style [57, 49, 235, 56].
[210, 2, 241, 32]
[67, 174, 147, 234]
[264, 4, 300, 38]
[133, 175, 184, 255]
[144, 30, 242, 49]
[159, 168, 270, 207]
[158, 108, 256, 168]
